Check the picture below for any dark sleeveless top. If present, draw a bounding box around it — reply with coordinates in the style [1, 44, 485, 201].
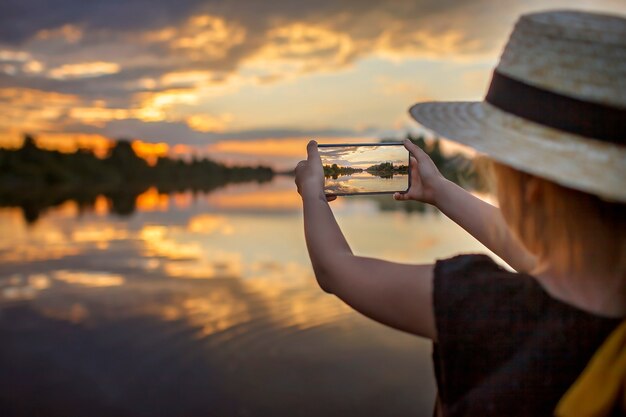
[432, 254, 623, 417]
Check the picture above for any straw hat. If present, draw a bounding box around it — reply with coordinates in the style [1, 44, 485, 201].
[409, 10, 626, 202]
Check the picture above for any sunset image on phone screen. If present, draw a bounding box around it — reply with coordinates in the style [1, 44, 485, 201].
[318, 143, 410, 195]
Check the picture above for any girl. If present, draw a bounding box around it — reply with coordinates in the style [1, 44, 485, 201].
[295, 10, 625, 417]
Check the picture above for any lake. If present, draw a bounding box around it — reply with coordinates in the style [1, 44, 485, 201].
[324, 172, 409, 194]
[0, 175, 491, 417]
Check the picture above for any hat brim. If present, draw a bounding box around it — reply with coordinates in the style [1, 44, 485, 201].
[409, 101, 626, 202]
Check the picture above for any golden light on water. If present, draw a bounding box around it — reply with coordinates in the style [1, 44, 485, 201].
[72, 226, 129, 244]
[140, 225, 203, 260]
[206, 188, 302, 210]
[0, 177, 505, 417]
[188, 214, 234, 235]
[135, 187, 170, 211]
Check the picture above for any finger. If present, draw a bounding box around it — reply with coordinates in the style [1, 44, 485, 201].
[393, 192, 410, 201]
[403, 138, 428, 162]
[294, 160, 307, 178]
[403, 138, 419, 156]
[306, 140, 321, 164]
[295, 160, 307, 172]
[326, 195, 337, 202]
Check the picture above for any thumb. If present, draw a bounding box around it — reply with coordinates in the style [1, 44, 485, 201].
[393, 192, 411, 201]
[307, 140, 321, 164]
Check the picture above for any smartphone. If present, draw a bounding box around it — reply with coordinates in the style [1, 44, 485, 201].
[317, 142, 411, 196]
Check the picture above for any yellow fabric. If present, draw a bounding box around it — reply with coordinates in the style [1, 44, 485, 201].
[555, 320, 626, 417]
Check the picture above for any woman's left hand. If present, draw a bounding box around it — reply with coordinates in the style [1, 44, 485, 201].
[295, 140, 336, 202]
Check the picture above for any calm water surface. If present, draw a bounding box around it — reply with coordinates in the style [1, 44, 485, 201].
[0, 176, 490, 417]
[324, 172, 409, 194]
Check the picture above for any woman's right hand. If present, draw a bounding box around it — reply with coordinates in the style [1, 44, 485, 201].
[393, 138, 447, 206]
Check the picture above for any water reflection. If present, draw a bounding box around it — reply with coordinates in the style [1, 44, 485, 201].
[324, 171, 410, 194]
[0, 176, 274, 224]
[0, 176, 493, 416]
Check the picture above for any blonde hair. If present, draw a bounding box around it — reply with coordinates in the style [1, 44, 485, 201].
[489, 161, 626, 275]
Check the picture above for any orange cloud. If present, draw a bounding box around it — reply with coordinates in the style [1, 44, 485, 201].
[134, 88, 199, 122]
[0, 88, 80, 134]
[144, 14, 246, 61]
[244, 23, 354, 76]
[35, 24, 83, 43]
[48, 61, 120, 79]
[69, 107, 132, 127]
[207, 138, 309, 158]
[374, 29, 479, 61]
[206, 137, 370, 158]
[0, 87, 78, 106]
[54, 270, 124, 287]
[171, 143, 193, 156]
[22, 60, 44, 73]
[170, 14, 246, 59]
[0, 50, 31, 62]
[1, 131, 168, 164]
[186, 113, 233, 133]
[34, 133, 113, 157]
[131, 140, 169, 165]
[160, 70, 214, 87]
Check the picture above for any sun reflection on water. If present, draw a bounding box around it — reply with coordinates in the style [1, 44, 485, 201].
[136, 186, 170, 212]
[1, 274, 50, 300]
[0, 177, 496, 354]
[188, 214, 234, 235]
[0, 177, 500, 416]
[140, 225, 204, 260]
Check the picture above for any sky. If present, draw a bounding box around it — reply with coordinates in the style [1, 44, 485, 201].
[319, 145, 407, 169]
[0, 0, 624, 169]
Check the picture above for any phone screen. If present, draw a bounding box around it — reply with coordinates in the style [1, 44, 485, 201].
[318, 142, 410, 196]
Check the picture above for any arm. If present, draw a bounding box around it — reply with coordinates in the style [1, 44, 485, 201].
[394, 139, 537, 273]
[435, 180, 536, 272]
[296, 141, 437, 340]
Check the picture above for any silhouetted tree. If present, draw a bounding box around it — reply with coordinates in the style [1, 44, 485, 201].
[0, 133, 275, 223]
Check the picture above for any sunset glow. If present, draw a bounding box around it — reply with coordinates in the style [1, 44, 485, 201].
[0, 1, 623, 168]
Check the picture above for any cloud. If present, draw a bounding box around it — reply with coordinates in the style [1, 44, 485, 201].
[0, 0, 205, 44]
[0, 87, 79, 132]
[0, 0, 516, 102]
[91, 118, 361, 145]
[186, 113, 234, 132]
[0, 0, 624, 152]
[48, 61, 120, 79]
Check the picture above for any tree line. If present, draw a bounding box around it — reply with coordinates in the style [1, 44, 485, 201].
[365, 162, 409, 177]
[323, 164, 363, 179]
[0, 134, 274, 222]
